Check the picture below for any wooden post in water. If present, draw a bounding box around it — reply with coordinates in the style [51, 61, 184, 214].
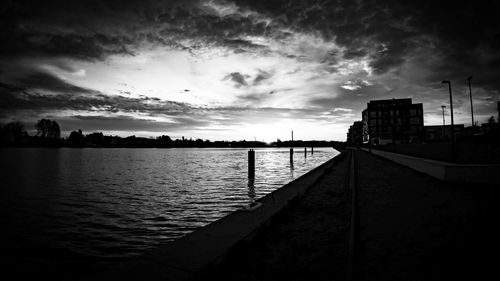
[304, 147, 307, 158]
[290, 130, 294, 166]
[311, 147, 314, 154]
[248, 149, 255, 179]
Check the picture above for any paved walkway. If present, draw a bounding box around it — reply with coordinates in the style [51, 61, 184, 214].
[355, 149, 498, 281]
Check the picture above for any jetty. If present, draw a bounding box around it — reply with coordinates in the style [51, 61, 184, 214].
[87, 149, 498, 281]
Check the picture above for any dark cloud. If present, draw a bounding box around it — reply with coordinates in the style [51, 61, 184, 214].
[3, 0, 499, 75]
[59, 114, 208, 133]
[224, 72, 248, 87]
[0, 82, 26, 93]
[223, 69, 273, 89]
[157, 12, 268, 38]
[1, 15, 134, 61]
[370, 54, 406, 75]
[0, 82, 191, 115]
[233, 0, 500, 77]
[253, 69, 273, 85]
[222, 38, 267, 53]
[236, 92, 267, 104]
[0, 0, 198, 60]
[16, 71, 97, 94]
[343, 49, 368, 60]
[0, 0, 285, 61]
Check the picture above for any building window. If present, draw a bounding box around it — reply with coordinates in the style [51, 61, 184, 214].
[410, 109, 417, 115]
[410, 117, 420, 124]
[370, 111, 376, 117]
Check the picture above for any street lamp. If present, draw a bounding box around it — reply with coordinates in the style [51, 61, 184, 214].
[441, 105, 446, 143]
[442, 80, 455, 161]
[441, 105, 446, 126]
[467, 76, 474, 127]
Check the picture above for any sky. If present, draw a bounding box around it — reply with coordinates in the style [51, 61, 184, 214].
[1, 0, 499, 142]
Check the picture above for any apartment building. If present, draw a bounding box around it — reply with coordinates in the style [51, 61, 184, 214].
[362, 98, 424, 145]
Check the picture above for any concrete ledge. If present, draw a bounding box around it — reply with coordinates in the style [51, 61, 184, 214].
[86, 152, 344, 281]
[361, 148, 500, 184]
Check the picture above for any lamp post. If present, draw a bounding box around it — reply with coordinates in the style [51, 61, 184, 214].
[442, 80, 455, 161]
[467, 76, 474, 127]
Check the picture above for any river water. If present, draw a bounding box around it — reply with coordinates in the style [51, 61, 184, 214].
[0, 147, 338, 279]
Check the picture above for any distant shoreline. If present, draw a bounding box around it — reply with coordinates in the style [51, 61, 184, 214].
[0, 142, 344, 149]
[1, 138, 346, 149]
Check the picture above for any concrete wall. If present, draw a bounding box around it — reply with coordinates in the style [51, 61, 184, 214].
[362, 148, 500, 185]
[377, 142, 500, 164]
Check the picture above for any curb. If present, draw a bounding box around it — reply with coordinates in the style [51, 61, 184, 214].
[346, 149, 357, 281]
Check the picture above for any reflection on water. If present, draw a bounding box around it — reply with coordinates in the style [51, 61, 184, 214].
[247, 179, 256, 207]
[0, 147, 338, 279]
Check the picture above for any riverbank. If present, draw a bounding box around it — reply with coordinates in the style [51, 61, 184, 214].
[192, 151, 352, 281]
[75, 147, 498, 280]
[85, 152, 345, 281]
[191, 149, 498, 281]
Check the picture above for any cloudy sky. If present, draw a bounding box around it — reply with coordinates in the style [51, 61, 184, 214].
[1, 0, 499, 141]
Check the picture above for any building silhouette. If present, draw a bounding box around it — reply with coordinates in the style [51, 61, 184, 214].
[362, 98, 424, 145]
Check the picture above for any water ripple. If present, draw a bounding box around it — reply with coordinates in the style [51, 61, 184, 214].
[0, 147, 338, 279]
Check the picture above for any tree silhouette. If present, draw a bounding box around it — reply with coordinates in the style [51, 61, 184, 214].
[1, 121, 27, 145]
[156, 135, 173, 147]
[35, 119, 60, 138]
[68, 129, 85, 147]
